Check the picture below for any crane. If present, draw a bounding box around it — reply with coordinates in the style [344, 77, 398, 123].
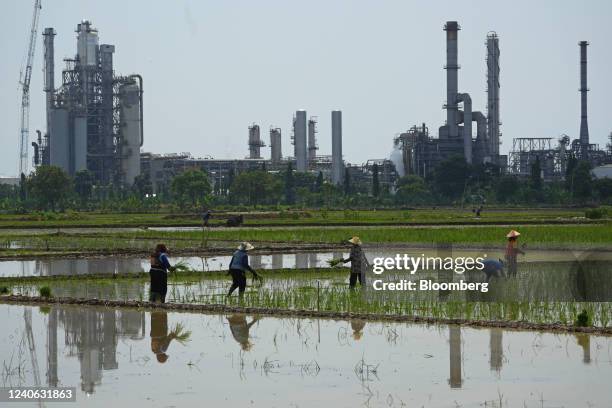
[18, 0, 42, 177]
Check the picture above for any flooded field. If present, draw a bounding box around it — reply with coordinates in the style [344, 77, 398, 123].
[0, 303, 610, 407]
[1, 248, 610, 278]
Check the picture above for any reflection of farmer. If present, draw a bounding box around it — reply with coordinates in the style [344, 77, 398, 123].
[341, 237, 369, 288]
[150, 311, 175, 363]
[227, 314, 260, 351]
[227, 242, 260, 297]
[505, 230, 525, 276]
[351, 320, 366, 341]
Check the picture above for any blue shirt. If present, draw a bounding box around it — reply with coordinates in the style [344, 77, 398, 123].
[229, 250, 251, 272]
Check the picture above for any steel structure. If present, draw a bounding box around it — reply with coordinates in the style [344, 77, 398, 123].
[331, 110, 343, 185]
[307, 116, 318, 164]
[579, 41, 590, 157]
[269, 127, 282, 164]
[486, 32, 501, 159]
[36, 21, 143, 186]
[293, 110, 307, 171]
[18, 0, 42, 176]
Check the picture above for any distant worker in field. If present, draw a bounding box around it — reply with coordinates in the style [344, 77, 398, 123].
[149, 243, 174, 303]
[227, 242, 261, 298]
[505, 230, 525, 276]
[202, 208, 212, 227]
[341, 236, 370, 288]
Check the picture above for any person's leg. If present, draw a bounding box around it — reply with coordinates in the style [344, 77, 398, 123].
[238, 274, 247, 297]
[349, 273, 357, 288]
[228, 270, 240, 295]
[359, 271, 365, 286]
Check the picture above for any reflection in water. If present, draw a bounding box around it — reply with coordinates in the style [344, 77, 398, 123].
[449, 325, 462, 389]
[351, 320, 366, 341]
[575, 334, 591, 364]
[227, 314, 260, 351]
[150, 311, 171, 363]
[489, 329, 503, 373]
[271, 254, 283, 269]
[47, 307, 58, 387]
[295, 253, 309, 269]
[58, 307, 145, 393]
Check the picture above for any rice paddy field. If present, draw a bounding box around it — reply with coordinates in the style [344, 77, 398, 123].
[0, 208, 610, 406]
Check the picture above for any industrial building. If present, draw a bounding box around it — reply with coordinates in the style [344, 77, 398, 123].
[33, 21, 143, 186]
[507, 41, 611, 180]
[394, 22, 506, 178]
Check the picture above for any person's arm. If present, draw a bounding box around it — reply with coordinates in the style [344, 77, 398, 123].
[242, 254, 259, 278]
[160, 253, 172, 271]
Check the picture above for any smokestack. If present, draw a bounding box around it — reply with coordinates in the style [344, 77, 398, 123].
[486, 32, 500, 158]
[43, 28, 56, 146]
[293, 110, 307, 171]
[579, 41, 589, 152]
[458, 93, 472, 163]
[331, 110, 343, 185]
[444, 21, 460, 139]
[270, 127, 282, 164]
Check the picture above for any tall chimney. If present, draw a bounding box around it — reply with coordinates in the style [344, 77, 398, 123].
[486, 32, 500, 158]
[579, 41, 589, 153]
[293, 110, 307, 171]
[331, 110, 343, 185]
[43, 28, 56, 148]
[444, 21, 460, 139]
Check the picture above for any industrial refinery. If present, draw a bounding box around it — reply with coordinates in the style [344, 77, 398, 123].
[33, 20, 143, 187]
[25, 19, 612, 191]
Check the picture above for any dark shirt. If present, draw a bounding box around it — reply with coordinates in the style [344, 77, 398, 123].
[229, 250, 256, 275]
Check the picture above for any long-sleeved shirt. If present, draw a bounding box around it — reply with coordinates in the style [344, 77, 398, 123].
[343, 245, 369, 275]
[229, 250, 256, 275]
[151, 252, 172, 273]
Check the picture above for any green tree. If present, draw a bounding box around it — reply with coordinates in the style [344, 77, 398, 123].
[495, 175, 521, 203]
[171, 169, 211, 206]
[395, 175, 431, 205]
[565, 154, 578, 191]
[594, 178, 612, 201]
[530, 156, 543, 193]
[74, 170, 95, 207]
[230, 170, 281, 205]
[132, 173, 153, 197]
[28, 165, 72, 210]
[432, 155, 469, 201]
[572, 161, 593, 201]
[372, 163, 380, 197]
[315, 171, 324, 193]
[284, 163, 295, 205]
[344, 168, 351, 195]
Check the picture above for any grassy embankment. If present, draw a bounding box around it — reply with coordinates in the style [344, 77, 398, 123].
[0, 207, 603, 229]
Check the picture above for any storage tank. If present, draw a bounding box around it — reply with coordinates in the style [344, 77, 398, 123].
[119, 83, 142, 185]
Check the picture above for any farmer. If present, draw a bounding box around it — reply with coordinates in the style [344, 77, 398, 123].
[482, 258, 504, 282]
[505, 230, 525, 276]
[341, 236, 369, 288]
[227, 314, 260, 351]
[227, 242, 260, 297]
[149, 243, 174, 303]
[202, 208, 212, 227]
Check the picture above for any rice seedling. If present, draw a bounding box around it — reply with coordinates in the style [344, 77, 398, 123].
[39, 286, 52, 298]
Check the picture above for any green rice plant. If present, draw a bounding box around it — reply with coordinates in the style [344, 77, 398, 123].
[39, 286, 52, 298]
[575, 310, 592, 327]
[0, 286, 9, 295]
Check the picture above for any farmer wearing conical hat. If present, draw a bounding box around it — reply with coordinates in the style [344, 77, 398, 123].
[341, 236, 370, 288]
[227, 242, 260, 297]
[505, 230, 525, 276]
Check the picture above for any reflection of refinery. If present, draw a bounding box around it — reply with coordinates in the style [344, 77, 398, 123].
[31, 20, 611, 189]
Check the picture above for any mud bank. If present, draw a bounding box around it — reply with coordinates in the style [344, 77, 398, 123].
[2, 294, 610, 335]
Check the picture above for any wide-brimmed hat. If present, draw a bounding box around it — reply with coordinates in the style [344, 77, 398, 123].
[348, 236, 362, 245]
[238, 242, 255, 251]
[506, 230, 521, 238]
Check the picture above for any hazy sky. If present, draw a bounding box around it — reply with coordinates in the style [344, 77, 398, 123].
[1, 0, 611, 176]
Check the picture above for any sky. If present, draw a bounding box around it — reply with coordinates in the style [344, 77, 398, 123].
[1, 0, 611, 177]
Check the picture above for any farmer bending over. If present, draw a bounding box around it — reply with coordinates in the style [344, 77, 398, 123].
[227, 242, 260, 297]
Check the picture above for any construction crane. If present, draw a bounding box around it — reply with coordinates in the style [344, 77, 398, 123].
[18, 0, 42, 177]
